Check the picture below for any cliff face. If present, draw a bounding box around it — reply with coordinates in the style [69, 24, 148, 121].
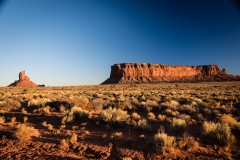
[8, 71, 38, 87]
[102, 63, 240, 84]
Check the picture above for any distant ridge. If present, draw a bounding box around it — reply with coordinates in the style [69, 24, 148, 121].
[101, 63, 240, 84]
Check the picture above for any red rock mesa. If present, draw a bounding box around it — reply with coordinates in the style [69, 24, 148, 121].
[101, 63, 240, 84]
[8, 71, 38, 87]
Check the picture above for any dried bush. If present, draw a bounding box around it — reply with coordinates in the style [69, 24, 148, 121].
[154, 126, 176, 151]
[28, 98, 51, 107]
[171, 118, 187, 130]
[158, 114, 166, 121]
[91, 98, 104, 111]
[178, 132, 197, 150]
[69, 133, 78, 144]
[219, 114, 237, 127]
[13, 124, 40, 141]
[202, 121, 235, 147]
[100, 107, 130, 126]
[148, 112, 156, 121]
[177, 104, 196, 114]
[0, 98, 21, 112]
[33, 106, 51, 115]
[0, 116, 5, 124]
[137, 119, 151, 131]
[61, 106, 90, 124]
[132, 112, 141, 121]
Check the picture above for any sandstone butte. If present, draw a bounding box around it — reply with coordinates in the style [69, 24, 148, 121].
[8, 71, 38, 87]
[101, 63, 240, 84]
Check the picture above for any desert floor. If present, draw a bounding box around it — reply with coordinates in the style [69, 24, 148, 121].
[0, 82, 240, 159]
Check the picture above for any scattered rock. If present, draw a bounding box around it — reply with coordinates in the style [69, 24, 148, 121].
[102, 63, 240, 84]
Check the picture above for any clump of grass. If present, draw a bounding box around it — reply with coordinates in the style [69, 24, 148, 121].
[21, 108, 27, 114]
[202, 121, 235, 147]
[137, 119, 151, 131]
[114, 132, 123, 139]
[0, 116, 5, 124]
[132, 112, 141, 121]
[219, 114, 237, 127]
[158, 114, 166, 121]
[23, 116, 28, 123]
[148, 112, 156, 121]
[42, 121, 53, 130]
[100, 107, 130, 126]
[102, 133, 107, 139]
[154, 126, 176, 152]
[91, 98, 104, 111]
[139, 134, 145, 140]
[33, 106, 51, 115]
[72, 125, 78, 131]
[171, 118, 187, 130]
[60, 139, 68, 147]
[69, 133, 78, 144]
[177, 132, 198, 151]
[10, 116, 17, 125]
[61, 106, 90, 124]
[13, 124, 40, 141]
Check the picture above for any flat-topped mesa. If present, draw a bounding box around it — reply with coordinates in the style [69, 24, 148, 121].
[101, 63, 239, 84]
[8, 71, 38, 87]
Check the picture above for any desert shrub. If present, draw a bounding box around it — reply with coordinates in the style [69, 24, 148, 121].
[171, 118, 187, 130]
[23, 116, 28, 123]
[33, 106, 51, 115]
[132, 112, 141, 121]
[100, 107, 130, 126]
[148, 112, 156, 121]
[28, 98, 51, 107]
[198, 101, 210, 108]
[202, 121, 235, 147]
[158, 114, 166, 121]
[233, 122, 240, 131]
[69, 133, 78, 144]
[0, 116, 5, 124]
[0, 98, 21, 112]
[60, 139, 68, 147]
[137, 119, 151, 131]
[61, 106, 90, 124]
[118, 101, 133, 110]
[139, 134, 145, 140]
[177, 104, 196, 114]
[114, 132, 123, 139]
[13, 124, 40, 141]
[91, 98, 104, 111]
[219, 114, 237, 127]
[164, 109, 179, 117]
[176, 114, 191, 121]
[161, 100, 179, 110]
[21, 108, 27, 114]
[71, 96, 89, 110]
[154, 126, 175, 151]
[178, 132, 197, 150]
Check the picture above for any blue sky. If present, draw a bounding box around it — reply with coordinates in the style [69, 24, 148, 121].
[0, 0, 240, 86]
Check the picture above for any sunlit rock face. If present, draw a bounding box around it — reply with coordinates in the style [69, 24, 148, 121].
[8, 71, 38, 87]
[101, 63, 240, 84]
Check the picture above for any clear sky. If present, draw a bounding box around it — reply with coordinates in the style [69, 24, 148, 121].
[0, 0, 240, 86]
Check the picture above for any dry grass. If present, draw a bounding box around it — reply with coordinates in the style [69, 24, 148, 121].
[13, 124, 40, 141]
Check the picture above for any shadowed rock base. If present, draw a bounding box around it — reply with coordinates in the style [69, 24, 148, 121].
[101, 63, 240, 84]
